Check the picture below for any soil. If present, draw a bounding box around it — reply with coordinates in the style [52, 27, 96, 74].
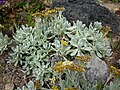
[0, 1, 120, 90]
[0, 52, 23, 90]
[0, 52, 34, 90]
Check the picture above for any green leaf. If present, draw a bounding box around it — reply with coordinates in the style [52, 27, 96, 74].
[96, 51, 102, 58]
[70, 49, 78, 56]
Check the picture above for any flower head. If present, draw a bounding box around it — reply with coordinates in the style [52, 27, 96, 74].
[66, 63, 86, 72]
[75, 55, 92, 62]
[52, 86, 59, 90]
[63, 60, 74, 66]
[53, 60, 86, 73]
[49, 77, 56, 85]
[53, 61, 65, 73]
[61, 39, 69, 46]
[32, 7, 65, 18]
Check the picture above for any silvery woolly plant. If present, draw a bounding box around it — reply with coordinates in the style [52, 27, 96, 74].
[11, 11, 112, 89]
[64, 21, 112, 58]
[37, 11, 112, 58]
[10, 24, 53, 87]
[0, 32, 9, 54]
[16, 81, 35, 90]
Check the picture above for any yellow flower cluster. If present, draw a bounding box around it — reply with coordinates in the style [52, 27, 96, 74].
[61, 39, 69, 46]
[64, 87, 77, 90]
[32, 7, 65, 18]
[53, 60, 85, 73]
[63, 60, 74, 66]
[49, 77, 56, 85]
[53, 61, 65, 73]
[110, 66, 120, 76]
[65, 63, 85, 72]
[52, 86, 59, 90]
[75, 55, 92, 62]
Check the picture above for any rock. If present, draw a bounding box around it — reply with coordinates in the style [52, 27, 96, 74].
[117, 59, 120, 68]
[85, 55, 109, 84]
[5, 83, 14, 90]
[51, 0, 120, 35]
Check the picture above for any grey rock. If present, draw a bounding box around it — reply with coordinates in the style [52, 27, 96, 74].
[51, 0, 120, 35]
[116, 59, 120, 68]
[85, 55, 109, 84]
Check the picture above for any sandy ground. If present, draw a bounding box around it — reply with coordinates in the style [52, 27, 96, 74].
[100, 3, 120, 11]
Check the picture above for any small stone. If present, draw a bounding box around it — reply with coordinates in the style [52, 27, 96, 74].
[85, 55, 109, 84]
[5, 83, 14, 90]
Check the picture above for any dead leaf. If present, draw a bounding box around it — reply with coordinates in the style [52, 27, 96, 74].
[19, 11, 28, 17]
[16, 8, 23, 12]
[34, 80, 40, 89]
[9, 14, 15, 19]
[101, 26, 112, 37]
